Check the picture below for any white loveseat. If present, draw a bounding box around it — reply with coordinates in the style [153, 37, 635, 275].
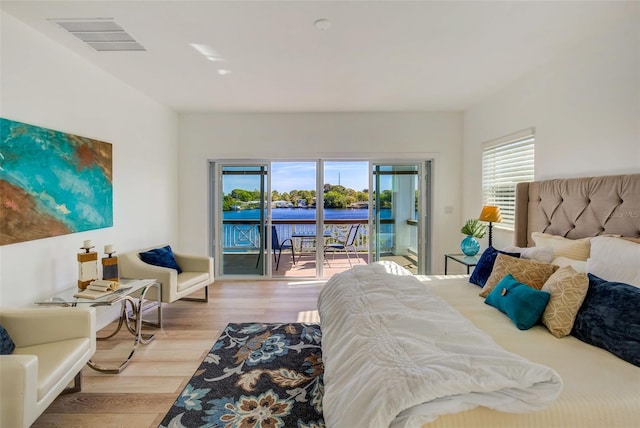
[0, 307, 96, 428]
[119, 245, 213, 305]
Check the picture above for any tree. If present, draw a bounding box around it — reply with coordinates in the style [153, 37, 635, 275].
[223, 194, 236, 211]
[324, 184, 347, 194]
[324, 191, 347, 208]
[230, 189, 254, 202]
[379, 189, 393, 208]
[356, 191, 368, 202]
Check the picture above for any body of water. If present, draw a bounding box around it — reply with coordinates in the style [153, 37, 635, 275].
[223, 207, 391, 220]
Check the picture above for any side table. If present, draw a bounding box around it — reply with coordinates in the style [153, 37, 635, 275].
[36, 278, 161, 374]
[444, 253, 480, 274]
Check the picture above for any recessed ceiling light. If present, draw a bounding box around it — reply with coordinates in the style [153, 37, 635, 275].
[217, 69, 232, 76]
[314, 18, 332, 30]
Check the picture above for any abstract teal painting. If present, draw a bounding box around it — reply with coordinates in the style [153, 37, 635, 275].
[0, 118, 113, 245]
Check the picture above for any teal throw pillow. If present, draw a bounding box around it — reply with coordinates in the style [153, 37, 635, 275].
[485, 274, 551, 330]
[139, 245, 183, 274]
[0, 323, 15, 355]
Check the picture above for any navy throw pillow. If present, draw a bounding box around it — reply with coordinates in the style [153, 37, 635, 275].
[485, 274, 550, 330]
[571, 274, 640, 367]
[0, 323, 16, 355]
[469, 247, 520, 287]
[139, 245, 182, 274]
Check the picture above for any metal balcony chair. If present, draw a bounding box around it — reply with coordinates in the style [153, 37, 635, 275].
[325, 224, 361, 266]
[256, 225, 296, 270]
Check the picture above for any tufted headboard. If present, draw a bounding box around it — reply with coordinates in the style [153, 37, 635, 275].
[514, 174, 640, 247]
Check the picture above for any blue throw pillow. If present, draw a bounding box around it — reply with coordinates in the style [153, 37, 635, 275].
[485, 274, 551, 330]
[139, 245, 182, 274]
[571, 274, 640, 367]
[0, 323, 15, 355]
[469, 247, 520, 287]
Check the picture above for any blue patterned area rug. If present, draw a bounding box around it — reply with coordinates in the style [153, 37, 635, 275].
[159, 323, 325, 428]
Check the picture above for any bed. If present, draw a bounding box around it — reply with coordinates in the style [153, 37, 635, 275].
[318, 173, 640, 428]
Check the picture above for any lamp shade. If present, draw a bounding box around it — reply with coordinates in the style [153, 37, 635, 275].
[479, 205, 502, 223]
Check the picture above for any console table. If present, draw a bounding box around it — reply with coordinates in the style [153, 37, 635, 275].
[36, 278, 161, 373]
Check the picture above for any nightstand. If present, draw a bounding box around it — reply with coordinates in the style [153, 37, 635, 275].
[444, 253, 480, 274]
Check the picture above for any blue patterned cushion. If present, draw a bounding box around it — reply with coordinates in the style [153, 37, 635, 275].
[469, 247, 520, 287]
[0, 323, 15, 355]
[139, 245, 182, 274]
[485, 274, 551, 330]
[571, 274, 640, 367]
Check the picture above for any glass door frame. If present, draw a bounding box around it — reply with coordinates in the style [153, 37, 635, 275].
[210, 158, 432, 278]
[368, 160, 432, 274]
[211, 159, 323, 279]
[211, 160, 272, 279]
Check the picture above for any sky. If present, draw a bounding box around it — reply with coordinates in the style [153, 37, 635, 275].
[222, 161, 370, 194]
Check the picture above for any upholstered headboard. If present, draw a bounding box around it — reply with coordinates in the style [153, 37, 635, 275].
[514, 174, 640, 247]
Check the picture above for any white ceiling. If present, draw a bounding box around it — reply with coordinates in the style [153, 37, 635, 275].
[1, 1, 636, 113]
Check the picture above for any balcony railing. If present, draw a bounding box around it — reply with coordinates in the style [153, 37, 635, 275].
[221, 219, 391, 252]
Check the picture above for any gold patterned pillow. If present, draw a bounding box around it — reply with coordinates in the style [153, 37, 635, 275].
[541, 266, 589, 338]
[479, 253, 558, 298]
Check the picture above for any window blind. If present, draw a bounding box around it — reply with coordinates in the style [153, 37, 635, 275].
[482, 129, 535, 229]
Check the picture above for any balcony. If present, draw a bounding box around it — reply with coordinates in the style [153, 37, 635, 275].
[221, 218, 417, 277]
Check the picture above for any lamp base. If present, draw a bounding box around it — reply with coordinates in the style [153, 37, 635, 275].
[487, 223, 492, 248]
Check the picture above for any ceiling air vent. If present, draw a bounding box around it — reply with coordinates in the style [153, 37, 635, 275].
[51, 19, 146, 51]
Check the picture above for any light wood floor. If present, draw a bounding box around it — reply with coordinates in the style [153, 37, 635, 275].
[32, 280, 323, 428]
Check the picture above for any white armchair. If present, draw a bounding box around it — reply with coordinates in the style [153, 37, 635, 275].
[0, 307, 96, 428]
[119, 245, 213, 305]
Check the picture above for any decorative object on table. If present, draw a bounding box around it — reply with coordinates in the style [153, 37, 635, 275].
[102, 244, 119, 281]
[0, 118, 113, 246]
[460, 218, 486, 256]
[77, 240, 98, 290]
[87, 279, 120, 292]
[73, 280, 121, 299]
[478, 205, 502, 247]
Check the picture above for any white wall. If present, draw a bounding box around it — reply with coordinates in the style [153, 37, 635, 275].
[178, 112, 463, 273]
[0, 12, 179, 315]
[462, 14, 640, 250]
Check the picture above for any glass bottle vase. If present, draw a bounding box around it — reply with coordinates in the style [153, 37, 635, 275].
[461, 235, 480, 256]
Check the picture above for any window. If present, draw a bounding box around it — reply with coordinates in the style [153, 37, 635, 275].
[482, 128, 535, 229]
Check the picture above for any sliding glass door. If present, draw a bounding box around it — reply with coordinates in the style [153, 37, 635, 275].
[370, 162, 430, 274]
[212, 159, 432, 278]
[271, 161, 318, 278]
[213, 161, 319, 278]
[217, 164, 268, 277]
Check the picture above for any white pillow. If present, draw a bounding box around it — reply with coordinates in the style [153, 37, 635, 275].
[552, 256, 587, 273]
[531, 232, 591, 261]
[586, 258, 640, 287]
[589, 236, 640, 267]
[503, 246, 554, 263]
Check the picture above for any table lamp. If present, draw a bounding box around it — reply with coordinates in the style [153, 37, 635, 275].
[479, 205, 502, 247]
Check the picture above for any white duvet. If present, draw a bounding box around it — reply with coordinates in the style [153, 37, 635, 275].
[318, 262, 563, 428]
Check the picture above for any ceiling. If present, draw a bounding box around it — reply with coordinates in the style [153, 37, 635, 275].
[1, 1, 636, 113]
